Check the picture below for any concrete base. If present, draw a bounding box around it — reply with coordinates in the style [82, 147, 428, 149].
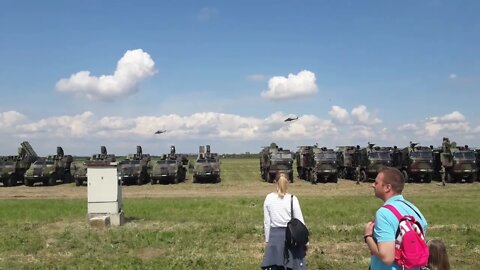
[88, 211, 124, 227]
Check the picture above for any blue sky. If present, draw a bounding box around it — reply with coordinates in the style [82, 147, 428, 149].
[0, 0, 479, 156]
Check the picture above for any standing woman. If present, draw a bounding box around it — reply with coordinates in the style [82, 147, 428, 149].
[261, 173, 307, 270]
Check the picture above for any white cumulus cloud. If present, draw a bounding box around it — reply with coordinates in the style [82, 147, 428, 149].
[329, 106, 350, 124]
[55, 49, 156, 101]
[0, 111, 26, 128]
[261, 70, 318, 100]
[423, 111, 469, 137]
[351, 105, 382, 125]
[17, 111, 94, 137]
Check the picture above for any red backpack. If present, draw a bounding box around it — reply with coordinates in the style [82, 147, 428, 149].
[383, 203, 429, 269]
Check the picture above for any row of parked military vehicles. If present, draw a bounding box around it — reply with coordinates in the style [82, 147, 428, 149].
[260, 137, 480, 184]
[0, 142, 221, 187]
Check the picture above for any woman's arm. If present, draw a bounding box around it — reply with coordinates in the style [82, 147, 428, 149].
[263, 196, 271, 242]
[292, 195, 305, 224]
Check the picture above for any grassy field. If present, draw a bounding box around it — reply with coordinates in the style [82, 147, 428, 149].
[0, 158, 479, 269]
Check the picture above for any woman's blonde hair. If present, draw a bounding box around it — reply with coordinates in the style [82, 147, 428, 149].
[427, 239, 450, 270]
[275, 172, 289, 198]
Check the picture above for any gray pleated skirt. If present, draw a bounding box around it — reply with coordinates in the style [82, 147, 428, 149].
[261, 227, 307, 270]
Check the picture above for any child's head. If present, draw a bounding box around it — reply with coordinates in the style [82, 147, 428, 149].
[427, 239, 450, 270]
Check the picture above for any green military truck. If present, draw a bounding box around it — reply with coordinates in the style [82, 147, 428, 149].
[355, 143, 393, 183]
[150, 145, 188, 184]
[71, 146, 116, 186]
[193, 145, 221, 183]
[296, 146, 338, 184]
[336, 145, 362, 180]
[396, 142, 434, 183]
[434, 137, 477, 183]
[0, 141, 39, 187]
[24, 146, 73, 186]
[118, 146, 151, 185]
[260, 143, 294, 183]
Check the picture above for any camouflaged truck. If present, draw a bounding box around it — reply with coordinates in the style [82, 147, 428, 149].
[260, 143, 294, 183]
[336, 145, 362, 180]
[24, 146, 73, 186]
[0, 141, 39, 187]
[296, 146, 314, 181]
[118, 146, 151, 185]
[355, 143, 393, 183]
[150, 145, 188, 184]
[193, 145, 221, 183]
[296, 145, 338, 184]
[433, 137, 477, 184]
[396, 142, 434, 183]
[310, 146, 338, 183]
[71, 146, 116, 186]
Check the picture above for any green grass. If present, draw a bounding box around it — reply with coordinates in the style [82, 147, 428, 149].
[0, 158, 479, 269]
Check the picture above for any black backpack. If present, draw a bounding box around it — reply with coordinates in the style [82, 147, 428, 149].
[285, 195, 309, 248]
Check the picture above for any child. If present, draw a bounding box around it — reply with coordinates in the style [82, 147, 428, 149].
[426, 239, 450, 270]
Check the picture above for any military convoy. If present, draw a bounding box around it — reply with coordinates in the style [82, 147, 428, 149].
[193, 145, 221, 183]
[118, 146, 151, 185]
[260, 143, 294, 182]
[0, 141, 39, 186]
[3, 138, 480, 188]
[71, 146, 116, 186]
[150, 146, 188, 184]
[296, 145, 338, 184]
[24, 147, 73, 186]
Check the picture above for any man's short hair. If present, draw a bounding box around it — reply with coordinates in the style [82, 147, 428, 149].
[378, 166, 405, 194]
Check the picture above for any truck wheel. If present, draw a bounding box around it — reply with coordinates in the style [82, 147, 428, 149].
[48, 175, 56, 186]
[331, 174, 338, 183]
[136, 177, 143, 185]
[289, 172, 294, 183]
[150, 178, 157, 185]
[360, 170, 367, 183]
[424, 174, 432, 183]
[25, 178, 34, 187]
[468, 173, 476, 183]
[193, 176, 198, 183]
[402, 170, 409, 183]
[172, 175, 179, 184]
[5, 175, 16, 187]
[310, 173, 317, 185]
[75, 178, 82, 186]
[266, 173, 271, 183]
[216, 176, 221, 183]
[446, 172, 454, 183]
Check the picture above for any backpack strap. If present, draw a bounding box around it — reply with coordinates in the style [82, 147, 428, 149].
[383, 204, 403, 221]
[400, 200, 423, 221]
[290, 194, 294, 221]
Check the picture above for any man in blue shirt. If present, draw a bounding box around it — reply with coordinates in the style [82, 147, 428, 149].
[363, 167, 428, 270]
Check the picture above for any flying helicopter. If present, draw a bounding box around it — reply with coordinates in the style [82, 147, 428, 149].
[154, 130, 167, 134]
[284, 116, 299, 122]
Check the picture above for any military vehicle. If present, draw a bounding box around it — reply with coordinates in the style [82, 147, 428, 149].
[150, 145, 188, 184]
[71, 146, 116, 186]
[434, 137, 477, 183]
[310, 146, 338, 183]
[118, 146, 151, 185]
[396, 142, 434, 183]
[296, 146, 338, 183]
[336, 145, 362, 180]
[355, 143, 393, 183]
[296, 146, 314, 180]
[0, 141, 39, 187]
[193, 145, 221, 183]
[260, 143, 294, 183]
[24, 147, 73, 186]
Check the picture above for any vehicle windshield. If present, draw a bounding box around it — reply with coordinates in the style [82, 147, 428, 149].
[453, 151, 476, 160]
[368, 152, 391, 160]
[410, 151, 432, 159]
[271, 153, 292, 160]
[45, 160, 55, 165]
[157, 160, 177, 164]
[197, 159, 207, 163]
[314, 153, 336, 161]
